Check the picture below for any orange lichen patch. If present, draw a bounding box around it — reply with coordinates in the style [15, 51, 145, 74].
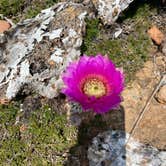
[0, 98, 10, 105]
[62, 6, 77, 20]
[148, 26, 164, 45]
[48, 60, 56, 66]
[0, 20, 11, 33]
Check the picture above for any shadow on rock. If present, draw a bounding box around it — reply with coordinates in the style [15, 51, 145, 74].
[65, 106, 126, 166]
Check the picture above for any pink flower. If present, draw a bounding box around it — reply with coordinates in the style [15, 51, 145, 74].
[62, 54, 124, 114]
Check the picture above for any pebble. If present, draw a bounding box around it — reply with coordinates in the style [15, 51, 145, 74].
[0, 20, 11, 33]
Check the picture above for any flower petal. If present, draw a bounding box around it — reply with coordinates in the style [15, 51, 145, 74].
[62, 54, 124, 114]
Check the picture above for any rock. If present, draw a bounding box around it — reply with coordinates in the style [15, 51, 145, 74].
[156, 85, 166, 104]
[88, 129, 166, 166]
[0, 2, 87, 100]
[0, 20, 11, 33]
[148, 26, 165, 45]
[0, 0, 136, 101]
[91, 0, 134, 24]
[161, 37, 166, 55]
[162, 43, 166, 55]
[155, 55, 166, 73]
[122, 76, 158, 133]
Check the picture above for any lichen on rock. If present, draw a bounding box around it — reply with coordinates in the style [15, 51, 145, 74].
[91, 0, 134, 24]
[0, 2, 87, 100]
[0, 0, 136, 100]
[88, 129, 166, 166]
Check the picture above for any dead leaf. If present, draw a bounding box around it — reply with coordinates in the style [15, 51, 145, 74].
[148, 25, 164, 45]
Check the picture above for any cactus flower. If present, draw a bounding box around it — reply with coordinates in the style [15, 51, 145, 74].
[62, 54, 124, 114]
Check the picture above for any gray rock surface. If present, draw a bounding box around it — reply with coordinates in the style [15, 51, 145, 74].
[88, 130, 166, 166]
[91, 0, 134, 24]
[0, 2, 87, 100]
[0, 0, 135, 100]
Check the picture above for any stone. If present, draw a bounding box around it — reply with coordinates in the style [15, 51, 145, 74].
[0, 2, 87, 100]
[91, 0, 134, 24]
[0, 20, 11, 33]
[162, 43, 166, 55]
[161, 37, 166, 55]
[155, 55, 166, 74]
[148, 26, 165, 45]
[88, 129, 166, 166]
[156, 85, 166, 104]
[0, 0, 136, 101]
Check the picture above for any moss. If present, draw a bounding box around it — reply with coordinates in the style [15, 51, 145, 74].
[0, 104, 18, 124]
[0, 0, 25, 17]
[0, 0, 59, 22]
[118, 3, 153, 22]
[81, 18, 100, 53]
[0, 104, 77, 165]
[24, 0, 59, 19]
[82, 3, 155, 83]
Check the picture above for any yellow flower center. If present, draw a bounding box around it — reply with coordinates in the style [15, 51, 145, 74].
[83, 78, 107, 98]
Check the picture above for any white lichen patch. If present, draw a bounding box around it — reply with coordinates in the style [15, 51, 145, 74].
[88, 130, 166, 166]
[44, 28, 63, 40]
[0, 0, 134, 100]
[6, 60, 30, 99]
[49, 48, 64, 64]
[92, 0, 134, 24]
[0, 2, 87, 100]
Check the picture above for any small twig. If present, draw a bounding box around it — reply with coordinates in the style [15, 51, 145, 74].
[111, 74, 166, 163]
[127, 74, 166, 143]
